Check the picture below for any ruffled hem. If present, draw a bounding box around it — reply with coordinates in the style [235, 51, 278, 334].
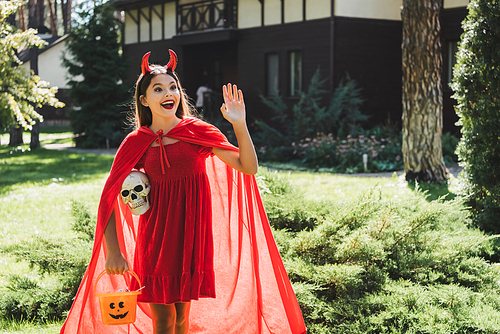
[130, 270, 216, 305]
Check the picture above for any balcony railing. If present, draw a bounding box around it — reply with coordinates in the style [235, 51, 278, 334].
[177, 0, 237, 34]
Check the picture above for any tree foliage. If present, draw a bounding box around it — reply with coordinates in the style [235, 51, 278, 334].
[256, 70, 367, 162]
[257, 169, 500, 333]
[258, 70, 366, 145]
[63, 2, 129, 148]
[452, 0, 500, 233]
[0, 0, 63, 131]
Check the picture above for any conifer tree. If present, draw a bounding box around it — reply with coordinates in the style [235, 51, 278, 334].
[63, 2, 129, 148]
[452, 0, 500, 233]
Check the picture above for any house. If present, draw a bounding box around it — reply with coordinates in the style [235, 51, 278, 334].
[112, 0, 469, 134]
[19, 33, 79, 126]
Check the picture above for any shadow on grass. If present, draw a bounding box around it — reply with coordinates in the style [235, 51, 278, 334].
[407, 180, 457, 202]
[0, 144, 114, 194]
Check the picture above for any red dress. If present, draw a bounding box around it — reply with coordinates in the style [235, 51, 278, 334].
[132, 141, 216, 304]
[60, 118, 307, 333]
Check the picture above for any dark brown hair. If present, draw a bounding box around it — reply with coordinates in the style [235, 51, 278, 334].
[129, 65, 197, 129]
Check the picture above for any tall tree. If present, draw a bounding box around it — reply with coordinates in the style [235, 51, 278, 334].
[61, 0, 71, 34]
[401, 0, 448, 182]
[28, 0, 42, 149]
[452, 1, 500, 232]
[63, 2, 129, 148]
[17, 4, 26, 31]
[0, 0, 63, 137]
[47, 0, 58, 37]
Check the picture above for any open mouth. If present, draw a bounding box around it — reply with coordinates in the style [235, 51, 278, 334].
[161, 100, 175, 109]
[109, 311, 129, 319]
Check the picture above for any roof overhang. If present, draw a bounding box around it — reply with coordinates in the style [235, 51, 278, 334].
[172, 29, 239, 45]
[112, 0, 174, 11]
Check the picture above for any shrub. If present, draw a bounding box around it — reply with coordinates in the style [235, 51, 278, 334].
[256, 170, 500, 333]
[0, 200, 95, 322]
[255, 70, 367, 162]
[292, 131, 403, 173]
[451, 0, 500, 233]
[257, 167, 329, 232]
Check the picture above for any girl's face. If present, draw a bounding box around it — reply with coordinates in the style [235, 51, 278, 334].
[140, 74, 180, 120]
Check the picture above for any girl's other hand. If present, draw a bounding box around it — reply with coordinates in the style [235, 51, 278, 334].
[220, 83, 246, 125]
[105, 251, 130, 275]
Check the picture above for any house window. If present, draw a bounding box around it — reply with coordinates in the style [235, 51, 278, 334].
[266, 53, 279, 96]
[289, 51, 302, 96]
[448, 41, 459, 83]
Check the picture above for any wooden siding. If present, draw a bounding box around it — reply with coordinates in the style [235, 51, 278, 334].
[334, 16, 402, 127]
[444, 0, 469, 9]
[238, 19, 330, 122]
[264, 0, 281, 25]
[284, 0, 303, 23]
[305, 0, 330, 20]
[335, 0, 402, 21]
[119, 5, 467, 132]
[237, 17, 402, 127]
[124, 3, 176, 45]
[238, 0, 261, 28]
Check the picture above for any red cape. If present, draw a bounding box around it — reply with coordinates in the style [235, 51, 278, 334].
[60, 118, 306, 333]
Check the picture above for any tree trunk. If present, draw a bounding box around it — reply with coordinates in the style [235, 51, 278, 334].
[18, 5, 27, 31]
[28, 0, 36, 29]
[401, 0, 448, 182]
[47, 0, 58, 37]
[66, 0, 72, 32]
[36, 0, 45, 30]
[9, 127, 23, 146]
[30, 120, 41, 149]
[29, 0, 41, 149]
[61, 0, 71, 34]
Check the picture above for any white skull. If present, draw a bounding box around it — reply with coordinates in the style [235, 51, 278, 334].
[121, 171, 151, 215]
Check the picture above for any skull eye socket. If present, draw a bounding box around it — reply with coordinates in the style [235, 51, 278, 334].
[119, 302, 125, 308]
[121, 190, 130, 197]
[134, 185, 144, 192]
[110, 303, 116, 309]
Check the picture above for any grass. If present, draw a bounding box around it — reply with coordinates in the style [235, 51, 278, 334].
[273, 168, 461, 204]
[0, 127, 466, 332]
[0, 130, 113, 333]
[0, 318, 63, 334]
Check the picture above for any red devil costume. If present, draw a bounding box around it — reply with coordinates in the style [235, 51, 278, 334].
[60, 51, 306, 334]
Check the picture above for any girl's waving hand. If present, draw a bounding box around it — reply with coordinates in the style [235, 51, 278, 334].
[220, 83, 246, 125]
[213, 83, 258, 175]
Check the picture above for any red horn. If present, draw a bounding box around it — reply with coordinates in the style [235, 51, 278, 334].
[141, 51, 152, 76]
[165, 49, 178, 72]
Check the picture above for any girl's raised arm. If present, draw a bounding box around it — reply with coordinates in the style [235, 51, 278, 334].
[213, 84, 258, 175]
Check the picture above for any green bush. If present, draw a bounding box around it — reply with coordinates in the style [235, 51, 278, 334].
[451, 0, 500, 233]
[292, 129, 403, 173]
[0, 200, 95, 322]
[256, 170, 500, 333]
[255, 70, 367, 161]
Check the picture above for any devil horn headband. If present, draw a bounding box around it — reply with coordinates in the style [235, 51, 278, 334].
[141, 49, 178, 76]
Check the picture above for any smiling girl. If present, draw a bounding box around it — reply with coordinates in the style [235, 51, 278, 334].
[60, 50, 306, 334]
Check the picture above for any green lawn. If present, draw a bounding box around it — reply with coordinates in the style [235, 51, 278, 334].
[0, 128, 466, 333]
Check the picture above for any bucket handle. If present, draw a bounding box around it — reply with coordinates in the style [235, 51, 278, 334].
[94, 270, 142, 296]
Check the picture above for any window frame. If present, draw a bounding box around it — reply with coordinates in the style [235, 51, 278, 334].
[265, 52, 280, 97]
[288, 50, 303, 97]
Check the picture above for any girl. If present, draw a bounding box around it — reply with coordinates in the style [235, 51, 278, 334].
[60, 50, 306, 334]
